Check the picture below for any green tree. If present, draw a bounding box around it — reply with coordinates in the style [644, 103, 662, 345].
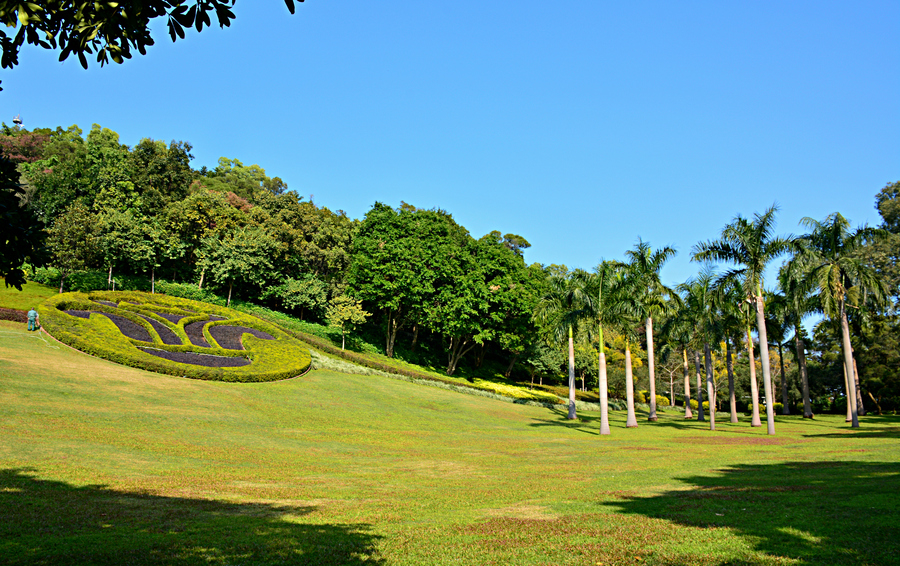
[0, 1, 303, 90]
[198, 225, 279, 306]
[534, 270, 594, 420]
[45, 201, 101, 292]
[793, 213, 889, 428]
[693, 205, 795, 435]
[623, 239, 678, 422]
[0, 155, 43, 289]
[678, 266, 720, 431]
[326, 294, 371, 350]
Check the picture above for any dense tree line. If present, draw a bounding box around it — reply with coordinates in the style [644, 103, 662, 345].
[1, 122, 897, 431]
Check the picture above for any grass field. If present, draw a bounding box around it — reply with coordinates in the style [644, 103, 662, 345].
[1, 320, 898, 565]
[0, 279, 57, 312]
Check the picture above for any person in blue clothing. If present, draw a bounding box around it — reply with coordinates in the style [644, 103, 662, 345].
[27, 307, 39, 331]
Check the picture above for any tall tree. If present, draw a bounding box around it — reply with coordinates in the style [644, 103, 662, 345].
[679, 267, 719, 431]
[623, 239, 679, 422]
[693, 205, 794, 435]
[793, 213, 889, 428]
[534, 270, 594, 420]
[45, 202, 101, 292]
[582, 261, 621, 434]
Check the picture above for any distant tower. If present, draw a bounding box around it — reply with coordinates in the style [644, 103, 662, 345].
[12, 114, 22, 126]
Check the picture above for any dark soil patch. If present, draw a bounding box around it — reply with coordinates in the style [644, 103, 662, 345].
[64, 310, 91, 319]
[139, 348, 250, 367]
[97, 313, 153, 342]
[139, 315, 182, 346]
[184, 316, 226, 348]
[209, 325, 275, 350]
[149, 311, 187, 324]
[94, 300, 118, 308]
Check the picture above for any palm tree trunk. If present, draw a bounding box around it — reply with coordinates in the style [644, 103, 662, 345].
[755, 295, 776, 435]
[779, 342, 790, 414]
[796, 330, 813, 418]
[599, 351, 610, 435]
[683, 348, 693, 419]
[842, 363, 853, 422]
[695, 351, 705, 422]
[727, 338, 738, 423]
[747, 327, 761, 427]
[108, 264, 113, 290]
[669, 370, 675, 407]
[853, 357, 866, 416]
[567, 326, 577, 420]
[646, 317, 658, 422]
[839, 304, 859, 427]
[704, 343, 715, 431]
[625, 342, 637, 428]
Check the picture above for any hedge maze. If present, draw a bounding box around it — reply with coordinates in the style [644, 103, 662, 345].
[39, 291, 311, 382]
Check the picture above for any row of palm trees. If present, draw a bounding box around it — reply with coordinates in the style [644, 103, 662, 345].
[535, 206, 889, 435]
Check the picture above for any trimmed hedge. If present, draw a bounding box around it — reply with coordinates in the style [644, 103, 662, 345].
[39, 291, 310, 382]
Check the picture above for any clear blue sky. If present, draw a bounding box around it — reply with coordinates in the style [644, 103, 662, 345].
[2, 1, 898, 289]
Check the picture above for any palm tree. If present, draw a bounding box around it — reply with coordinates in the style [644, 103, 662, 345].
[604, 266, 647, 428]
[534, 270, 594, 420]
[793, 213, 889, 428]
[582, 262, 620, 435]
[693, 205, 794, 435]
[777, 263, 815, 418]
[713, 277, 745, 424]
[623, 239, 679, 422]
[679, 267, 719, 431]
[659, 303, 695, 419]
[765, 289, 793, 415]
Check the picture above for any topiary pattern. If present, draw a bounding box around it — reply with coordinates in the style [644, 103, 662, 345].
[39, 291, 311, 382]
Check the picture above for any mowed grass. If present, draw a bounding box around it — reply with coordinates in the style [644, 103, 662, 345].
[0, 321, 898, 565]
[0, 279, 57, 311]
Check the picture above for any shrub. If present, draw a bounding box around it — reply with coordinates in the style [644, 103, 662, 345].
[689, 399, 710, 411]
[0, 307, 27, 323]
[635, 390, 648, 404]
[39, 291, 310, 382]
[655, 395, 670, 409]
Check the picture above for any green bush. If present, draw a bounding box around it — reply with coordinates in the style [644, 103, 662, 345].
[689, 399, 710, 411]
[635, 390, 648, 404]
[39, 291, 310, 382]
[655, 394, 670, 409]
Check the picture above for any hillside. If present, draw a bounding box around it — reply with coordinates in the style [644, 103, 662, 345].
[1, 319, 898, 565]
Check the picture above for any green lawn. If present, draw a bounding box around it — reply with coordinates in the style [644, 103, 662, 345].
[0, 278, 57, 311]
[0, 320, 898, 565]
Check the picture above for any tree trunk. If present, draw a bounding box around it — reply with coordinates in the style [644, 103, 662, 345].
[59, 272, 66, 294]
[683, 348, 693, 419]
[670, 370, 675, 407]
[446, 336, 476, 376]
[867, 391, 882, 415]
[504, 353, 519, 378]
[108, 264, 113, 290]
[695, 351, 705, 422]
[755, 294, 776, 435]
[198, 268, 205, 290]
[151, 267, 155, 294]
[646, 317, 658, 421]
[567, 326, 577, 420]
[853, 357, 865, 416]
[475, 343, 487, 368]
[625, 343, 637, 428]
[227, 280, 233, 307]
[727, 338, 738, 423]
[705, 342, 715, 431]
[599, 351, 610, 435]
[747, 327, 761, 427]
[839, 303, 859, 427]
[410, 323, 419, 352]
[842, 363, 853, 422]
[341, 329, 346, 351]
[796, 331, 813, 418]
[385, 309, 399, 358]
[779, 342, 790, 414]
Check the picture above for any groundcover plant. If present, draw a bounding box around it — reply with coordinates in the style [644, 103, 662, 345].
[38, 291, 311, 382]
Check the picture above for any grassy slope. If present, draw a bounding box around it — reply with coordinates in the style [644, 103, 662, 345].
[0, 279, 57, 311]
[1, 320, 899, 565]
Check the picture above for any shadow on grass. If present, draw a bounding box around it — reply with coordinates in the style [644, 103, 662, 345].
[0, 468, 383, 566]
[604, 460, 900, 566]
